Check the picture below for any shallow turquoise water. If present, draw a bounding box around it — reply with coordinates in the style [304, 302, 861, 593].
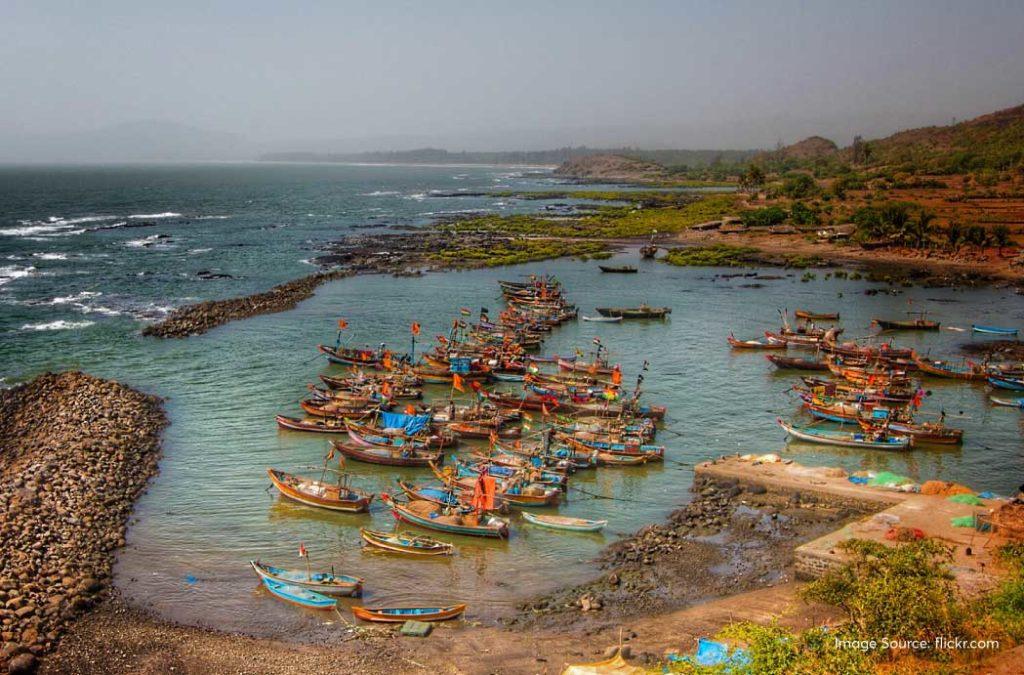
[1, 164, 1022, 637]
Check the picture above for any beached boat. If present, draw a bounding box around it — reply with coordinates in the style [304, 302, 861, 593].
[765, 354, 828, 370]
[777, 418, 910, 450]
[794, 310, 839, 321]
[972, 324, 1018, 336]
[330, 440, 443, 467]
[521, 512, 607, 532]
[359, 528, 455, 556]
[582, 315, 623, 323]
[989, 375, 1024, 391]
[266, 468, 374, 513]
[873, 317, 940, 330]
[257, 577, 338, 609]
[728, 334, 787, 350]
[351, 604, 466, 623]
[598, 265, 638, 273]
[250, 560, 362, 597]
[381, 494, 510, 538]
[595, 305, 671, 319]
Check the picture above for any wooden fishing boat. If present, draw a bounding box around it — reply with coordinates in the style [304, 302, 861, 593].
[582, 315, 623, 323]
[317, 344, 388, 368]
[640, 239, 658, 259]
[359, 528, 455, 556]
[558, 433, 664, 459]
[345, 419, 455, 450]
[259, 577, 338, 609]
[595, 305, 671, 319]
[858, 418, 963, 445]
[413, 364, 492, 385]
[598, 265, 638, 273]
[873, 318, 940, 330]
[331, 440, 443, 467]
[972, 324, 1018, 336]
[521, 512, 607, 532]
[765, 354, 827, 370]
[764, 330, 820, 347]
[990, 396, 1024, 408]
[912, 354, 987, 381]
[381, 494, 510, 538]
[802, 398, 862, 424]
[300, 399, 383, 418]
[989, 375, 1024, 391]
[596, 451, 649, 466]
[728, 334, 787, 350]
[556, 358, 616, 376]
[777, 418, 910, 450]
[794, 310, 840, 321]
[275, 415, 350, 434]
[448, 421, 521, 439]
[250, 560, 362, 596]
[396, 479, 464, 508]
[351, 603, 466, 623]
[266, 468, 374, 513]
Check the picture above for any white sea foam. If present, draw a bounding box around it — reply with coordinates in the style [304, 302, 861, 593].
[361, 190, 401, 197]
[125, 234, 171, 248]
[1, 215, 118, 236]
[20, 320, 95, 331]
[45, 291, 102, 305]
[188, 248, 213, 254]
[0, 265, 36, 286]
[32, 252, 69, 260]
[128, 212, 181, 219]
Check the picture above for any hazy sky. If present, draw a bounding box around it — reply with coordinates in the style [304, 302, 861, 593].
[3, 0, 1024, 155]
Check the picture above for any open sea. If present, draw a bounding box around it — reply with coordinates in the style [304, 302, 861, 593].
[1, 162, 1022, 637]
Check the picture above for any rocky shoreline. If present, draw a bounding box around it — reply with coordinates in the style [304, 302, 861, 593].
[0, 372, 167, 674]
[510, 471, 870, 630]
[141, 269, 355, 338]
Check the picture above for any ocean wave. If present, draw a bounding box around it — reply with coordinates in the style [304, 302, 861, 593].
[20, 320, 95, 332]
[125, 234, 173, 248]
[1, 215, 118, 236]
[188, 248, 212, 254]
[404, 192, 428, 201]
[44, 290, 102, 305]
[32, 252, 69, 260]
[128, 212, 181, 219]
[360, 190, 401, 197]
[195, 215, 231, 220]
[0, 265, 36, 286]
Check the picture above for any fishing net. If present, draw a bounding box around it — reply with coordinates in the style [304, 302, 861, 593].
[947, 494, 983, 505]
[869, 471, 913, 487]
[921, 480, 974, 496]
[980, 502, 1024, 541]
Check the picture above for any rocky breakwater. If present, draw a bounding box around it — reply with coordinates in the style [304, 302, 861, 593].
[142, 269, 354, 338]
[0, 372, 167, 673]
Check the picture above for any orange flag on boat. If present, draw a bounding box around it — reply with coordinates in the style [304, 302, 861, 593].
[337, 319, 348, 330]
[405, 403, 417, 415]
[326, 445, 336, 461]
[383, 352, 393, 370]
[452, 373, 466, 392]
[298, 543, 307, 558]
[411, 322, 421, 336]
[611, 365, 622, 385]
[381, 381, 392, 397]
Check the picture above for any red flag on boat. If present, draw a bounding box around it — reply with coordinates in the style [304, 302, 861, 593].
[298, 543, 307, 558]
[470, 380, 482, 392]
[411, 322, 421, 336]
[337, 319, 348, 330]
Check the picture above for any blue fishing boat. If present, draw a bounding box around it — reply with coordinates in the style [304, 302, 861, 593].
[972, 324, 1019, 336]
[258, 577, 338, 609]
[990, 396, 1024, 408]
[381, 494, 509, 538]
[989, 376, 1024, 391]
[250, 560, 362, 596]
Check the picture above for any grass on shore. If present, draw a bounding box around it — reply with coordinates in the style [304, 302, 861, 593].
[661, 244, 761, 267]
[429, 238, 607, 268]
[443, 194, 740, 238]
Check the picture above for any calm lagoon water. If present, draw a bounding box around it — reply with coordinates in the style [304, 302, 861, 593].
[1, 163, 1022, 636]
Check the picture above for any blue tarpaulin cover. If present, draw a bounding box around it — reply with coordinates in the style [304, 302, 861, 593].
[379, 412, 429, 435]
[694, 639, 750, 670]
[449, 357, 472, 374]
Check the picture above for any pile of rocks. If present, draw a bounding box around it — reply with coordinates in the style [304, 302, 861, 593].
[142, 269, 354, 338]
[0, 372, 167, 673]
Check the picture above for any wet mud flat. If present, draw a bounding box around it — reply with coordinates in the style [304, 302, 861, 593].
[509, 471, 872, 631]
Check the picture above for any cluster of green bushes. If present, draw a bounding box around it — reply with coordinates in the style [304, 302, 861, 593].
[665, 539, 1024, 674]
[662, 244, 761, 267]
[852, 201, 1014, 250]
